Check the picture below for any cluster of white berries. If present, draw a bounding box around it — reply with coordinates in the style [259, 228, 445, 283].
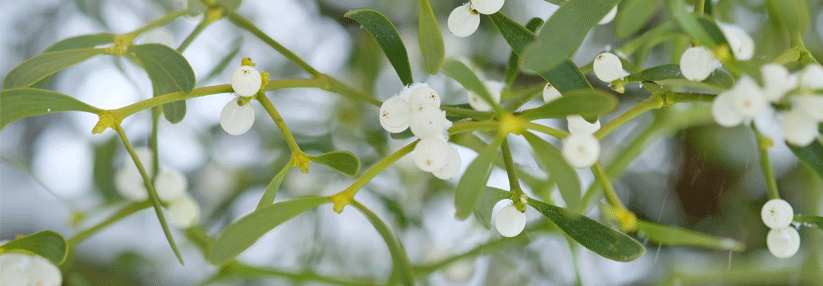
[379, 84, 462, 179]
[679, 23, 754, 82]
[220, 63, 263, 136]
[593, 52, 628, 83]
[760, 199, 800, 258]
[543, 83, 602, 168]
[495, 202, 527, 237]
[0, 251, 61, 286]
[114, 147, 200, 228]
[447, 0, 504, 37]
[712, 63, 823, 147]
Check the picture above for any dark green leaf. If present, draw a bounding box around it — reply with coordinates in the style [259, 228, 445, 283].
[351, 200, 414, 286]
[541, 60, 593, 93]
[128, 44, 196, 123]
[474, 187, 511, 229]
[418, 0, 444, 74]
[665, 0, 716, 47]
[626, 64, 734, 89]
[345, 9, 413, 86]
[209, 196, 330, 265]
[519, 89, 618, 120]
[441, 60, 500, 112]
[455, 135, 506, 220]
[523, 133, 581, 209]
[521, 0, 620, 73]
[766, 0, 809, 34]
[505, 17, 543, 85]
[615, 0, 661, 39]
[795, 215, 823, 230]
[256, 163, 293, 210]
[310, 151, 361, 176]
[529, 200, 646, 262]
[635, 220, 745, 251]
[3, 48, 107, 89]
[0, 230, 67, 265]
[788, 139, 823, 181]
[0, 88, 101, 130]
[489, 12, 536, 54]
[696, 16, 728, 47]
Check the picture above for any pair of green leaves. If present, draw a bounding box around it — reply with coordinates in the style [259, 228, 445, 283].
[0, 230, 67, 265]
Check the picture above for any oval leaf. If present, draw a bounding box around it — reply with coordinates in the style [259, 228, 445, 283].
[523, 132, 581, 209]
[635, 221, 744, 251]
[455, 135, 506, 219]
[474, 187, 511, 229]
[418, 0, 444, 74]
[788, 139, 823, 181]
[615, 0, 661, 39]
[519, 89, 618, 120]
[1, 88, 102, 130]
[665, 0, 716, 47]
[0, 230, 68, 265]
[310, 151, 361, 176]
[127, 44, 196, 123]
[441, 60, 501, 113]
[351, 200, 414, 286]
[345, 9, 413, 86]
[529, 200, 646, 262]
[208, 196, 330, 265]
[3, 48, 107, 89]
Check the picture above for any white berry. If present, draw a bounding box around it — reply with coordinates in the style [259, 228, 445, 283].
[495, 204, 526, 237]
[593, 52, 624, 82]
[767, 227, 800, 259]
[796, 95, 823, 121]
[729, 76, 767, 118]
[799, 64, 823, 90]
[470, 0, 504, 15]
[231, 66, 262, 97]
[168, 194, 200, 228]
[782, 109, 819, 147]
[598, 6, 618, 25]
[680, 46, 718, 82]
[448, 3, 480, 38]
[154, 170, 188, 202]
[543, 83, 561, 103]
[414, 137, 452, 172]
[718, 23, 754, 60]
[220, 97, 255, 135]
[761, 64, 797, 102]
[0, 253, 30, 286]
[561, 133, 601, 168]
[468, 81, 503, 112]
[712, 89, 744, 127]
[115, 168, 148, 201]
[408, 85, 441, 108]
[761, 199, 794, 229]
[25, 255, 62, 286]
[567, 115, 601, 135]
[433, 145, 462, 179]
[410, 104, 447, 138]
[379, 96, 412, 133]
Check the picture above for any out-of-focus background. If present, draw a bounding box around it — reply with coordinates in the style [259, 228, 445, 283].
[1, 0, 823, 285]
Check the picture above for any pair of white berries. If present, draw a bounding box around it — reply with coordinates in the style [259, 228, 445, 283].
[379, 84, 462, 179]
[495, 203, 527, 237]
[447, 0, 504, 38]
[760, 199, 800, 259]
[680, 23, 755, 82]
[543, 84, 602, 168]
[0, 252, 61, 286]
[220, 65, 263, 135]
[114, 148, 200, 228]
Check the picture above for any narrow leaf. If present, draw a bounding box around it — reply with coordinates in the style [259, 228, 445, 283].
[128, 44, 196, 123]
[788, 139, 823, 181]
[489, 12, 536, 54]
[505, 18, 543, 85]
[665, 0, 716, 47]
[351, 200, 414, 286]
[766, 0, 809, 34]
[31, 33, 115, 88]
[256, 163, 294, 210]
[0, 230, 68, 265]
[455, 135, 506, 220]
[208, 196, 330, 265]
[615, 0, 661, 39]
[1, 88, 101, 130]
[3, 48, 107, 89]
[310, 151, 361, 176]
[519, 89, 618, 120]
[626, 64, 734, 89]
[696, 16, 728, 47]
[795, 215, 823, 231]
[529, 200, 646, 262]
[474, 187, 511, 229]
[418, 0, 444, 74]
[345, 9, 413, 86]
[635, 220, 745, 251]
[441, 60, 500, 112]
[523, 133, 581, 209]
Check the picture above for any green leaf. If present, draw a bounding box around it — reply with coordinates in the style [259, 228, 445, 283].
[441, 60, 500, 112]
[418, 0, 444, 74]
[522, 133, 581, 209]
[521, 0, 620, 73]
[208, 196, 330, 265]
[504, 18, 543, 85]
[695, 16, 728, 47]
[795, 215, 823, 230]
[766, 0, 809, 34]
[541, 59, 593, 93]
[489, 12, 536, 54]
[128, 44, 196, 124]
[615, 0, 661, 39]
[519, 89, 618, 120]
[454, 135, 506, 220]
[635, 220, 745, 251]
[30, 33, 116, 88]
[626, 64, 734, 89]
[0, 230, 68, 265]
[3, 48, 107, 89]
[345, 9, 413, 86]
[788, 139, 823, 181]
[351, 200, 414, 286]
[255, 163, 294, 210]
[665, 0, 716, 47]
[310, 151, 361, 176]
[474, 187, 511, 229]
[93, 136, 121, 203]
[529, 200, 646, 262]
[0, 88, 102, 130]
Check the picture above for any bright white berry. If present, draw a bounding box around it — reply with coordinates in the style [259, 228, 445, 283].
[25, 255, 62, 286]
[567, 115, 601, 135]
[598, 6, 618, 25]
[168, 194, 200, 228]
[799, 64, 823, 90]
[593, 53, 624, 82]
[680, 46, 718, 82]
[470, 0, 504, 15]
[154, 170, 188, 202]
[231, 66, 262, 97]
[543, 83, 561, 103]
[761, 64, 797, 102]
[761, 199, 794, 229]
[409, 104, 447, 138]
[767, 227, 800, 259]
[796, 95, 823, 121]
[448, 3, 481, 38]
[561, 133, 601, 168]
[495, 205, 526, 237]
[379, 96, 412, 133]
[468, 81, 503, 112]
[115, 168, 148, 201]
[408, 85, 441, 108]
[433, 145, 462, 179]
[0, 253, 30, 286]
[712, 90, 744, 127]
[782, 109, 819, 147]
[220, 97, 255, 135]
[414, 137, 452, 172]
[718, 23, 754, 60]
[729, 76, 767, 118]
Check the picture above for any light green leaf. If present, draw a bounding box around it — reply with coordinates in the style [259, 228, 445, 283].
[3, 48, 107, 89]
[418, 0, 444, 74]
[351, 200, 414, 286]
[635, 220, 745, 251]
[521, 0, 620, 73]
[255, 163, 294, 210]
[128, 44, 196, 124]
[626, 64, 734, 89]
[696, 16, 728, 47]
[665, 0, 716, 47]
[615, 0, 661, 39]
[788, 139, 823, 181]
[310, 151, 361, 176]
[474, 187, 511, 229]
[0, 230, 67, 265]
[208, 196, 330, 265]
[795, 215, 823, 231]
[766, 0, 809, 35]
[0, 88, 101, 130]
[529, 200, 646, 262]
[441, 60, 501, 113]
[30, 33, 116, 88]
[522, 133, 581, 210]
[455, 135, 506, 220]
[518, 89, 618, 120]
[345, 9, 413, 86]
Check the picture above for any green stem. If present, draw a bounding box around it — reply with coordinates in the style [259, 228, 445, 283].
[326, 77, 382, 107]
[413, 225, 536, 274]
[751, 124, 781, 200]
[448, 120, 498, 135]
[525, 122, 569, 138]
[332, 141, 418, 210]
[177, 18, 210, 52]
[67, 201, 152, 247]
[229, 262, 379, 286]
[441, 106, 494, 121]
[695, 0, 705, 16]
[594, 95, 663, 140]
[127, 10, 188, 37]
[501, 138, 523, 196]
[591, 162, 625, 210]
[150, 109, 160, 177]
[256, 93, 302, 154]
